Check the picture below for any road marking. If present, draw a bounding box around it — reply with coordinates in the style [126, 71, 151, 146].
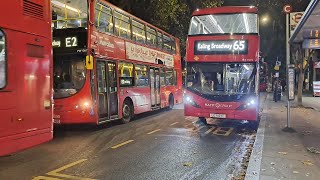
[170, 122, 179, 126]
[212, 127, 234, 136]
[46, 159, 96, 180]
[197, 126, 206, 131]
[111, 140, 134, 149]
[204, 127, 216, 135]
[32, 176, 62, 180]
[147, 129, 161, 135]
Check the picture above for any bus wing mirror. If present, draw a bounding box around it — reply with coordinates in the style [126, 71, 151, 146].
[86, 55, 94, 70]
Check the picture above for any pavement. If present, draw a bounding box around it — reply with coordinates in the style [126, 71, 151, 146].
[245, 94, 320, 180]
[0, 99, 263, 180]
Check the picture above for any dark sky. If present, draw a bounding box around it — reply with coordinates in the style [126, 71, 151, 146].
[223, 0, 252, 6]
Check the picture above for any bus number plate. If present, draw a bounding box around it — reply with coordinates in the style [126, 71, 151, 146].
[210, 113, 226, 118]
[53, 114, 60, 124]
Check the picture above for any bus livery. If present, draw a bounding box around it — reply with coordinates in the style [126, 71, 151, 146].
[52, 0, 183, 124]
[0, 0, 53, 156]
[184, 6, 260, 126]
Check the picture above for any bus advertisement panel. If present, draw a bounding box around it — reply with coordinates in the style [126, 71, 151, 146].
[0, 0, 53, 156]
[52, 0, 183, 124]
[184, 6, 260, 126]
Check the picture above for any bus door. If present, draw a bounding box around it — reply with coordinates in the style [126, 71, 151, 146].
[97, 60, 118, 121]
[150, 67, 161, 108]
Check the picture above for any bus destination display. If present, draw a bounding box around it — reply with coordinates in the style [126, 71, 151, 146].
[53, 36, 78, 48]
[194, 40, 248, 55]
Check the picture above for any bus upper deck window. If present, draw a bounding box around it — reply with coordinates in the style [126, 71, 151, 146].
[0, 30, 6, 89]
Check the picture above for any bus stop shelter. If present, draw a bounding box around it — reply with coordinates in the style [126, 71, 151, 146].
[289, 0, 320, 96]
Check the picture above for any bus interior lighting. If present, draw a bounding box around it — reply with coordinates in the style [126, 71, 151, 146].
[243, 13, 249, 33]
[51, 0, 81, 13]
[209, 15, 224, 33]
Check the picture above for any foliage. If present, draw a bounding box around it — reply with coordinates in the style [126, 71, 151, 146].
[107, 0, 223, 57]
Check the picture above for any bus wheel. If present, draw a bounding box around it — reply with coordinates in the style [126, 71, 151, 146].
[199, 117, 207, 125]
[121, 100, 133, 124]
[168, 95, 174, 110]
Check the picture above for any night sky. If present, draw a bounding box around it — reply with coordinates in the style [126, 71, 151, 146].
[223, 0, 252, 6]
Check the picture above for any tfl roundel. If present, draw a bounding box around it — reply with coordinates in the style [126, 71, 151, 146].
[283, 5, 292, 14]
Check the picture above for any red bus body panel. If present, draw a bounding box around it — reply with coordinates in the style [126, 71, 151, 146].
[185, 6, 259, 121]
[54, 0, 182, 124]
[0, 0, 53, 156]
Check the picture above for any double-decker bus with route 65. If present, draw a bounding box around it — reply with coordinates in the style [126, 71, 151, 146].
[184, 6, 260, 127]
[0, 0, 53, 156]
[52, 0, 183, 124]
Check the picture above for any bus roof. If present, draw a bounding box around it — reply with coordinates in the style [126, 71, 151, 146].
[192, 6, 258, 16]
[100, 0, 177, 40]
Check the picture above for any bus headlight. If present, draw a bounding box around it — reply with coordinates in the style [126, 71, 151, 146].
[246, 99, 255, 106]
[75, 101, 91, 110]
[237, 98, 257, 110]
[184, 96, 200, 108]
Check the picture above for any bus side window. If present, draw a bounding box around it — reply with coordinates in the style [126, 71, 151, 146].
[174, 70, 177, 85]
[135, 65, 149, 87]
[163, 35, 171, 53]
[132, 20, 146, 44]
[160, 68, 165, 86]
[0, 30, 5, 89]
[146, 26, 157, 48]
[94, 2, 113, 34]
[157, 32, 163, 50]
[114, 11, 131, 39]
[166, 69, 174, 86]
[119, 62, 134, 87]
[171, 38, 176, 54]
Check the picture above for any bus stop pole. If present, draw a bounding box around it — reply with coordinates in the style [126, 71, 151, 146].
[286, 13, 291, 128]
[283, 13, 295, 132]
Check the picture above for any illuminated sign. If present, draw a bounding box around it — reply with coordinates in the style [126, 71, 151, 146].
[194, 40, 248, 55]
[302, 39, 320, 49]
[65, 37, 78, 47]
[52, 37, 78, 48]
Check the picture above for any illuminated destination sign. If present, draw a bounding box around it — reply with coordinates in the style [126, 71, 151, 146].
[194, 40, 248, 55]
[53, 36, 78, 48]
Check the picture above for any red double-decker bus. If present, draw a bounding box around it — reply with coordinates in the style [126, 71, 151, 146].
[52, 0, 183, 124]
[184, 6, 260, 126]
[0, 0, 53, 156]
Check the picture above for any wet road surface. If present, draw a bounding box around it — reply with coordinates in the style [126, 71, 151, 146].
[0, 98, 264, 180]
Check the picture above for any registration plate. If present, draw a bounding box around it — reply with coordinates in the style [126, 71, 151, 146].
[210, 113, 226, 118]
[53, 119, 60, 124]
[53, 114, 60, 124]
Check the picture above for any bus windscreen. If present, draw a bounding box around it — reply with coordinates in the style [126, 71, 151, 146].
[186, 62, 256, 95]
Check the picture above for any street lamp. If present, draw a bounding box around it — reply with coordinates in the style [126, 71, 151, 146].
[261, 15, 269, 24]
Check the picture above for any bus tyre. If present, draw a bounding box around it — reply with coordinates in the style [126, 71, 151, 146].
[168, 95, 174, 110]
[121, 100, 133, 124]
[199, 117, 207, 125]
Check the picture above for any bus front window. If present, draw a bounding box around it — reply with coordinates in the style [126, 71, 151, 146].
[188, 13, 258, 35]
[53, 55, 86, 99]
[187, 63, 256, 95]
[51, 0, 88, 29]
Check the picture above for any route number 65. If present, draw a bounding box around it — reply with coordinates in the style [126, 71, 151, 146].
[233, 40, 245, 51]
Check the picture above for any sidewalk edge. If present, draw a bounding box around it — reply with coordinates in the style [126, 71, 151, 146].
[244, 94, 268, 180]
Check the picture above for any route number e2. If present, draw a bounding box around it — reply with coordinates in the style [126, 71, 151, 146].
[233, 40, 245, 51]
[65, 37, 77, 47]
